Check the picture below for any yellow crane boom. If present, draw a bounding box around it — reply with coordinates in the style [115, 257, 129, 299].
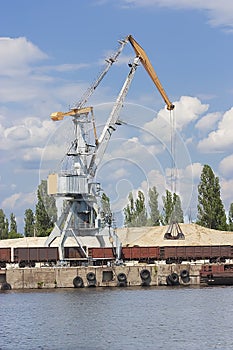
[50, 107, 93, 121]
[50, 35, 174, 122]
[128, 35, 175, 111]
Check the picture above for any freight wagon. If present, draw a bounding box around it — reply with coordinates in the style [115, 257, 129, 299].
[14, 247, 59, 268]
[0, 248, 11, 267]
[161, 245, 232, 264]
[88, 246, 159, 264]
[1, 244, 233, 268]
[122, 246, 159, 263]
[89, 247, 116, 259]
[88, 245, 233, 264]
[64, 246, 89, 266]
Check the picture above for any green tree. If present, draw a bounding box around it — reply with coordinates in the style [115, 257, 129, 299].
[9, 213, 17, 234]
[173, 193, 184, 223]
[8, 231, 23, 239]
[24, 209, 35, 237]
[0, 209, 8, 239]
[148, 186, 160, 226]
[228, 203, 233, 231]
[135, 191, 147, 226]
[161, 190, 184, 225]
[101, 193, 111, 216]
[124, 192, 135, 227]
[101, 193, 112, 226]
[35, 186, 54, 236]
[197, 164, 227, 230]
[162, 190, 173, 225]
[38, 180, 57, 223]
[124, 191, 147, 227]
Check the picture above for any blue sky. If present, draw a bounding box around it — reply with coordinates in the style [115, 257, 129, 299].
[1, 0, 233, 232]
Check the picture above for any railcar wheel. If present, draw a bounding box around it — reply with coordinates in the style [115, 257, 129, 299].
[19, 261, 26, 268]
[166, 258, 172, 264]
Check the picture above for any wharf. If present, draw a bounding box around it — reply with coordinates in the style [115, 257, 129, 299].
[1, 263, 201, 290]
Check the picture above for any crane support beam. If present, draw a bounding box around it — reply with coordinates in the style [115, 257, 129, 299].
[88, 56, 140, 178]
[73, 36, 129, 110]
[128, 35, 175, 111]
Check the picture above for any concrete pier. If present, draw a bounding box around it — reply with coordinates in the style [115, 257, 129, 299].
[2, 263, 202, 290]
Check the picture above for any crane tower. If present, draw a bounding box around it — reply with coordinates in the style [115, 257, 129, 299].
[45, 107, 114, 261]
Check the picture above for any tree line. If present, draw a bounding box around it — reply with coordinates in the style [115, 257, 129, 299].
[0, 180, 56, 239]
[1, 164, 233, 239]
[123, 187, 184, 227]
[123, 164, 233, 231]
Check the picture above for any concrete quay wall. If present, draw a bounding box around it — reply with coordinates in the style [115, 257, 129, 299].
[3, 263, 202, 290]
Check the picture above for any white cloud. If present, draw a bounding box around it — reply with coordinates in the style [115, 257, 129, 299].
[219, 154, 233, 177]
[174, 96, 208, 129]
[0, 117, 57, 152]
[121, 0, 233, 30]
[0, 37, 47, 77]
[144, 96, 208, 140]
[221, 178, 233, 209]
[198, 107, 233, 152]
[5, 125, 31, 141]
[183, 162, 203, 180]
[1, 191, 35, 210]
[144, 169, 167, 193]
[1, 193, 21, 209]
[195, 112, 222, 132]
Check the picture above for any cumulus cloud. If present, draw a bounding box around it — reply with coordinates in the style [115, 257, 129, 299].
[5, 125, 31, 141]
[198, 107, 233, 152]
[0, 37, 48, 77]
[173, 96, 209, 129]
[219, 154, 233, 177]
[183, 162, 203, 180]
[144, 96, 208, 142]
[143, 169, 167, 193]
[220, 178, 233, 210]
[1, 191, 36, 211]
[195, 112, 222, 132]
[0, 117, 58, 170]
[1, 193, 21, 209]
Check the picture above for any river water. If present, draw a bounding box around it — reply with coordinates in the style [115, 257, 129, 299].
[0, 286, 233, 350]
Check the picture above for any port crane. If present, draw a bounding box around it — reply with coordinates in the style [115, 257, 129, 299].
[45, 35, 178, 262]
